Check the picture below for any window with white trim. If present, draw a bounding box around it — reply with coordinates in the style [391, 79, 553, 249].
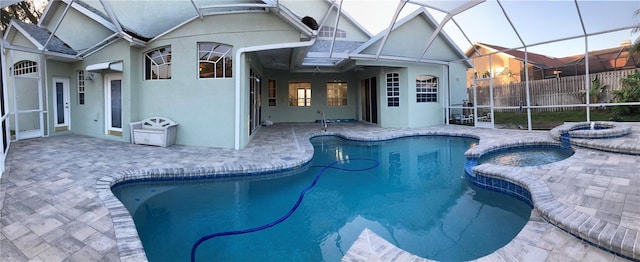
[386, 73, 399, 107]
[416, 75, 438, 103]
[318, 26, 346, 38]
[268, 79, 276, 106]
[77, 70, 85, 105]
[327, 81, 347, 106]
[198, 42, 233, 78]
[13, 60, 37, 75]
[289, 81, 311, 107]
[145, 46, 171, 80]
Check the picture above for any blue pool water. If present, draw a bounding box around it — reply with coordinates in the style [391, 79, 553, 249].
[113, 136, 532, 261]
[478, 146, 574, 167]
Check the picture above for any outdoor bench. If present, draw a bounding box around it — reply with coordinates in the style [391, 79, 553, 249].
[129, 117, 178, 147]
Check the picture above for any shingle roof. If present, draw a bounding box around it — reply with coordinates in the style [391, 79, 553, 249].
[14, 20, 77, 55]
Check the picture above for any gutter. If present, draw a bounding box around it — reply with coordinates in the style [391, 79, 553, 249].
[233, 37, 316, 149]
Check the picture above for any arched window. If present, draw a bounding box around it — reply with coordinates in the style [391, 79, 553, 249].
[13, 60, 37, 76]
[145, 46, 171, 80]
[198, 42, 233, 78]
[416, 75, 438, 103]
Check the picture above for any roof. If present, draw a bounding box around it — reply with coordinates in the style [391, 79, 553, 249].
[10, 20, 77, 55]
[468, 42, 640, 71]
[467, 43, 565, 69]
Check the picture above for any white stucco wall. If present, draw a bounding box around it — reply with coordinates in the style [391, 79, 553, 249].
[133, 12, 302, 148]
[46, 6, 115, 52]
[67, 40, 133, 142]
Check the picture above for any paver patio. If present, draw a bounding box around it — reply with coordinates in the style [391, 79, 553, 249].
[1, 123, 639, 261]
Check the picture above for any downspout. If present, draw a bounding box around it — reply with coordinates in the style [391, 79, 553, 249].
[233, 37, 316, 149]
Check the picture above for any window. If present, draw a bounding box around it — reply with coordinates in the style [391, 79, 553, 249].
[13, 60, 37, 75]
[416, 75, 438, 103]
[198, 42, 233, 78]
[318, 26, 346, 38]
[77, 70, 85, 105]
[268, 80, 276, 106]
[327, 81, 348, 106]
[289, 81, 311, 107]
[145, 46, 171, 80]
[386, 73, 399, 107]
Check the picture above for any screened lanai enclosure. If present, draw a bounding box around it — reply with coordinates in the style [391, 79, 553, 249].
[385, 0, 640, 130]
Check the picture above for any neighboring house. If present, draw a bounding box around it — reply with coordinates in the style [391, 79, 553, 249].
[0, 0, 470, 160]
[466, 42, 640, 86]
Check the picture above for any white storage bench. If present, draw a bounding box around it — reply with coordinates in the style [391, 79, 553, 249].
[129, 117, 178, 147]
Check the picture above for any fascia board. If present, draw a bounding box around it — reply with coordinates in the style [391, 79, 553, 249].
[3, 42, 81, 61]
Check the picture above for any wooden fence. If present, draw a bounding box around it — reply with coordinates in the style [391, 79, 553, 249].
[468, 69, 638, 112]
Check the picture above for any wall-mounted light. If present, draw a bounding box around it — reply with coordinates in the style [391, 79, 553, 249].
[84, 72, 94, 81]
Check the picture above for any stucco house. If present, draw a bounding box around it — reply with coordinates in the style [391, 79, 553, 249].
[0, 0, 470, 168]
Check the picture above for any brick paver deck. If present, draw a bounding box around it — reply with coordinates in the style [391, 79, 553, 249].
[1, 123, 638, 261]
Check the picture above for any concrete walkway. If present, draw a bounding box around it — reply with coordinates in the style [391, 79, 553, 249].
[1, 123, 638, 261]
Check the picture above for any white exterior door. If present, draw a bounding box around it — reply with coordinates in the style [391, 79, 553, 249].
[105, 74, 122, 135]
[53, 77, 70, 130]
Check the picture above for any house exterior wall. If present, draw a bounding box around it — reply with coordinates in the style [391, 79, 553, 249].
[379, 67, 409, 127]
[133, 12, 302, 148]
[2, 1, 472, 150]
[68, 40, 133, 141]
[260, 70, 359, 123]
[448, 62, 469, 116]
[363, 18, 435, 58]
[406, 64, 445, 127]
[45, 59, 73, 135]
[44, 5, 114, 52]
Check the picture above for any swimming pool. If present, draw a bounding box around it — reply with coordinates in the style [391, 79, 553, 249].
[113, 136, 531, 261]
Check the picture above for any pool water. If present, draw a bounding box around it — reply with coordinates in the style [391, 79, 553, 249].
[478, 146, 574, 167]
[113, 136, 531, 261]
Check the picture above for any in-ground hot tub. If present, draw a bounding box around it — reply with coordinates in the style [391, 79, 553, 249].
[476, 144, 574, 167]
[550, 121, 631, 139]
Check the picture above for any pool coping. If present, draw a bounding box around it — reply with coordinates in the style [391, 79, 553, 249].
[95, 127, 640, 261]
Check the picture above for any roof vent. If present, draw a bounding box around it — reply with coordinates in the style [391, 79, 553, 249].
[302, 16, 318, 30]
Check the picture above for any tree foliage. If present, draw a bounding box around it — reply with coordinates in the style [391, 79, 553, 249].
[1, 1, 42, 33]
[612, 71, 640, 116]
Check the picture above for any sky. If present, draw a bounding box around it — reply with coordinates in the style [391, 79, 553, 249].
[341, 0, 640, 58]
